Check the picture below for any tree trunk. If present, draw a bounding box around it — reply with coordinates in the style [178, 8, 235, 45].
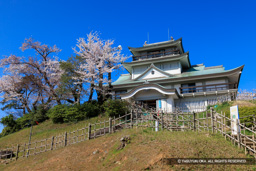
[88, 83, 94, 102]
[97, 71, 104, 105]
[76, 83, 82, 105]
[105, 72, 113, 100]
[25, 104, 32, 113]
[23, 108, 26, 116]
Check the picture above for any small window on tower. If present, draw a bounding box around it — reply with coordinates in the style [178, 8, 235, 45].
[151, 70, 155, 75]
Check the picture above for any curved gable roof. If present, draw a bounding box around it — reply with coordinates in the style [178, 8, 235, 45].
[134, 63, 173, 81]
[120, 83, 180, 99]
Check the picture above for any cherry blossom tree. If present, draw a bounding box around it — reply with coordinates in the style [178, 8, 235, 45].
[73, 32, 127, 104]
[0, 38, 64, 115]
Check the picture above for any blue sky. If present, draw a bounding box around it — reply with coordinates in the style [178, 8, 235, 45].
[0, 0, 256, 132]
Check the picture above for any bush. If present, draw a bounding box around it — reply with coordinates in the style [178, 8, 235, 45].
[78, 101, 101, 118]
[32, 105, 49, 123]
[0, 114, 19, 137]
[16, 114, 31, 129]
[63, 106, 85, 123]
[47, 105, 69, 123]
[47, 104, 87, 123]
[0, 114, 16, 128]
[238, 106, 256, 127]
[103, 99, 129, 118]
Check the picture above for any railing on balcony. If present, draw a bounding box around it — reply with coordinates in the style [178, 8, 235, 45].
[179, 82, 238, 94]
[132, 49, 180, 61]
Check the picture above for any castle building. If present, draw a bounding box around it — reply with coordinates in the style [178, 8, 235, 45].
[112, 38, 244, 112]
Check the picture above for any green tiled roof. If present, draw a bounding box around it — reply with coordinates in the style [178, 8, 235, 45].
[112, 65, 241, 86]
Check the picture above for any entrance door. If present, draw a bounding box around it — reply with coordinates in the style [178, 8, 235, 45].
[137, 100, 156, 110]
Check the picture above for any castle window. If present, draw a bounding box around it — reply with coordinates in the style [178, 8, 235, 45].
[151, 70, 155, 75]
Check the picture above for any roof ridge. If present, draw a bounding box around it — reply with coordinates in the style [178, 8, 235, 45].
[204, 65, 223, 70]
[191, 63, 204, 67]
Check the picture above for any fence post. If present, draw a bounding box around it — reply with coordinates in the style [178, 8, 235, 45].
[210, 107, 214, 134]
[88, 123, 91, 140]
[26, 143, 30, 158]
[109, 118, 112, 134]
[253, 115, 255, 131]
[131, 109, 133, 128]
[104, 120, 106, 135]
[94, 122, 96, 139]
[236, 119, 241, 148]
[23, 143, 26, 157]
[224, 114, 226, 140]
[182, 111, 185, 131]
[64, 132, 67, 147]
[197, 113, 200, 132]
[221, 116, 224, 136]
[206, 110, 209, 132]
[15, 144, 20, 160]
[51, 136, 54, 150]
[125, 112, 127, 128]
[161, 110, 164, 130]
[136, 110, 138, 128]
[113, 116, 115, 133]
[253, 134, 256, 157]
[193, 112, 196, 131]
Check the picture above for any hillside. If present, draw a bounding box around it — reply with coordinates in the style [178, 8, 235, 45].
[0, 116, 108, 148]
[1, 100, 255, 149]
[0, 128, 255, 171]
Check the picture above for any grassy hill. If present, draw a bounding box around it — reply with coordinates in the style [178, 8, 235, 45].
[0, 128, 255, 171]
[1, 100, 255, 149]
[0, 100, 256, 170]
[0, 116, 108, 148]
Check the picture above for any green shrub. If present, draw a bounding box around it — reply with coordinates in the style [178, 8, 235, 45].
[47, 105, 69, 123]
[103, 99, 129, 118]
[16, 114, 31, 129]
[0, 114, 19, 137]
[78, 101, 101, 118]
[238, 106, 256, 127]
[0, 114, 16, 128]
[32, 105, 49, 123]
[47, 104, 87, 123]
[63, 106, 85, 123]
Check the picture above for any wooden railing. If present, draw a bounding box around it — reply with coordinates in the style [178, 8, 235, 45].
[2, 107, 256, 164]
[132, 49, 180, 61]
[197, 108, 256, 158]
[179, 82, 238, 94]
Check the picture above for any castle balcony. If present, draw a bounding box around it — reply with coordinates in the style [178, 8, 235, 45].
[179, 82, 238, 95]
[132, 48, 180, 61]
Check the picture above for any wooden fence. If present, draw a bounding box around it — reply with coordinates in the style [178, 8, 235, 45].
[0, 114, 132, 164]
[1, 107, 256, 164]
[194, 108, 256, 158]
[130, 108, 256, 158]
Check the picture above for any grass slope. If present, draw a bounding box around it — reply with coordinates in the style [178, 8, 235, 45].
[0, 116, 109, 149]
[1, 100, 255, 149]
[0, 128, 255, 171]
